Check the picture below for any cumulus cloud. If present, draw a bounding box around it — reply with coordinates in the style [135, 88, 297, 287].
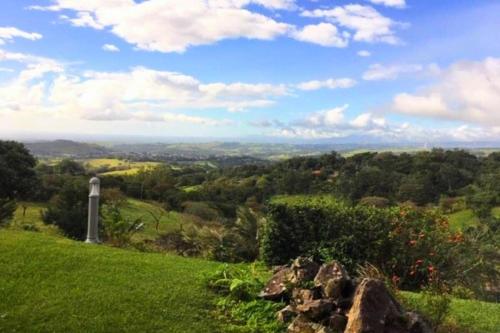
[0, 49, 289, 128]
[32, 0, 293, 53]
[302, 4, 403, 44]
[367, 0, 406, 9]
[357, 50, 371, 57]
[391, 57, 500, 126]
[363, 63, 440, 80]
[102, 44, 120, 52]
[291, 23, 349, 47]
[0, 27, 42, 44]
[296, 78, 357, 91]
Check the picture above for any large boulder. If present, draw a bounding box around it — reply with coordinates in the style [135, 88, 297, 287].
[345, 278, 407, 333]
[314, 261, 351, 299]
[296, 299, 335, 321]
[259, 266, 292, 300]
[290, 257, 320, 284]
[288, 314, 332, 333]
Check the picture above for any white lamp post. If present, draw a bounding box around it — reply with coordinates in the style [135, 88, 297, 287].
[85, 177, 100, 244]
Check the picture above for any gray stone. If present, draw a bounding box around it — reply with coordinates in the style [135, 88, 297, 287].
[288, 315, 332, 333]
[345, 278, 407, 333]
[296, 299, 335, 321]
[259, 267, 292, 300]
[290, 257, 320, 285]
[314, 261, 350, 299]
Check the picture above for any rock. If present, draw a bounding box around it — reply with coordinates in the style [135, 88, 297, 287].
[288, 315, 333, 333]
[314, 261, 351, 299]
[277, 305, 297, 324]
[296, 299, 335, 321]
[345, 278, 407, 333]
[324, 314, 348, 332]
[259, 267, 292, 301]
[292, 288, 321, 305]
[406, 312, 433, 333]
[290, 257, 320, 284]
[336, 297, 353, 311]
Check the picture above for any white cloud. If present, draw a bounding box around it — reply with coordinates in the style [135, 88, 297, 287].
[357, 50, 371, 57]
[367, 0, 406, 9]
[302, 4, 402, 44]
[391, 57, 500, 126]
[363, 63, 421, 80]
[300, 104, 349, 127]
[296, 78, 357, 90]
[0, 50, 288, 128]
[0, 27, 42, 44]
[102, 44, 120, 52]
[33, 0, 293, 53]
[291, 23, 349, 47]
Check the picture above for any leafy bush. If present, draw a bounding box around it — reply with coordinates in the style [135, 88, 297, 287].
[261, 195, 471, 290]
[0, 198, 16, 227]
[41, 179, 89, 240]
[102, 204, 144, 247]
[182, 201, 221, 221]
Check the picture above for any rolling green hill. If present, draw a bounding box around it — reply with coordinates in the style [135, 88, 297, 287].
[0, 230, 222, 333]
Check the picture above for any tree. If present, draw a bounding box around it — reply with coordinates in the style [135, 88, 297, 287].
[42, 178, 89, 240]
[0, 140, 37, 199]
[0, 198, 16, 227]
[55, 159, 85, 176]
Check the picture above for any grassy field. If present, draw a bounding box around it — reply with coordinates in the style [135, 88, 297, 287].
[447, 209, 481, 231]
[82, 158, 161, 176]
[0, 230, 222, 333]
[120, 199, 186, 241]
[11, 199, 189, 242]
[401, 292, 500, 333]
[447, 207, 500, 231]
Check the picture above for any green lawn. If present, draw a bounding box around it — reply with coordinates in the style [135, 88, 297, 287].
[11, 199, 190, 242]
[0, 230, 222, 333]
[447, 209, 480, 231]
[401, 292, 500, 333]
[121, 199, 186, 241]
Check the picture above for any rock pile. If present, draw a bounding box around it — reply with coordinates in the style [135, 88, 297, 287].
[259, 257, 432, 333]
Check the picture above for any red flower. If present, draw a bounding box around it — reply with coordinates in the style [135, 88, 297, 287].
[415, 259, 423, 266]
[409, 240, 417, 246]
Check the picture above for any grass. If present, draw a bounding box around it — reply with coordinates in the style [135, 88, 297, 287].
[447, 209, 480, 231]
[82, 158, 161, 176]
[120, 199, 185, 241]
[0, 230, 223, 333]
[401, 292, 500, 333]
[11, 200, 190, 242]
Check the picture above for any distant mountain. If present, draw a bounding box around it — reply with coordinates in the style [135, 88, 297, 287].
[24, 140, 111, 158]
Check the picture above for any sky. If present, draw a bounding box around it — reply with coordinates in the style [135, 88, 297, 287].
[0, 0, 499, 143]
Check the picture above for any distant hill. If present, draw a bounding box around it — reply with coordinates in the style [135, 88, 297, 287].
[24, 140, 111, 158]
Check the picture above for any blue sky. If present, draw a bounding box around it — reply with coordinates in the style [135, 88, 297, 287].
[0, 0, 499, 143]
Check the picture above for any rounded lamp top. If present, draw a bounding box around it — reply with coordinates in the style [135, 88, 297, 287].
[89, 177, 100, 185]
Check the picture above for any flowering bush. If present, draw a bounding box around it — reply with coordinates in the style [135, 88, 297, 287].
[262, 195, 470, 290]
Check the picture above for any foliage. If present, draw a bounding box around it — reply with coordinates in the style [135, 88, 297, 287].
[359, 196, 391, 208]
[41, 178, 89, 240]
[102, 204, 144, 247]
[205, 264, 285, 333]
[261, 195, 484, 291]
[0, 140, 38, 200]
[54, 159, 86, 176]
[0, 198, 16, 227]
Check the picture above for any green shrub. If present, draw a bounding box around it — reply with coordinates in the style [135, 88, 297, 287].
[0, 198, 16, 227]
[261, 195, 467, 290]
[102, 204, 144, 247]
[182, 201, 221, 221]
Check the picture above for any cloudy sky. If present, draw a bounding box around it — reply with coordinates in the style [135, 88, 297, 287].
[0, 0, 499, 142]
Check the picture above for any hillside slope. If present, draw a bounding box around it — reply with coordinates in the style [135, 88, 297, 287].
[0, 230, 222, 333]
